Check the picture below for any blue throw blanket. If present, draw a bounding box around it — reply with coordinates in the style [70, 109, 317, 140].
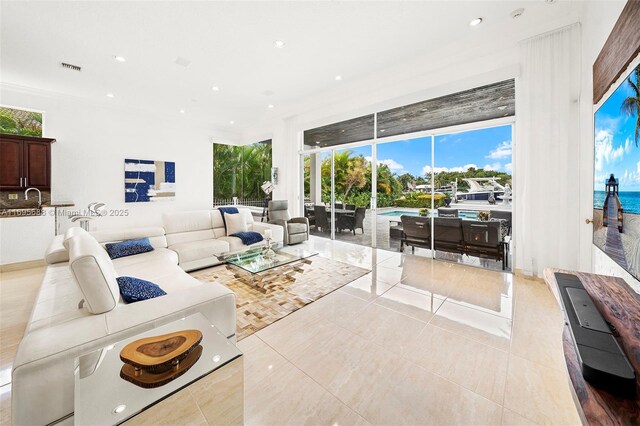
[231, 231, 264, 245]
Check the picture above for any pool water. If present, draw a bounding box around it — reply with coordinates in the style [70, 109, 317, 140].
[378, 210, 479, 219]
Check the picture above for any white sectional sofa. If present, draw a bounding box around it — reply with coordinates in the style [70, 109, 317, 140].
[12, 208, 283, 425]
[163, 208, 283, 271]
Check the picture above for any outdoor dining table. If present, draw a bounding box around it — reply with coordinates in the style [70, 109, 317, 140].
[326, 208, 356, 215]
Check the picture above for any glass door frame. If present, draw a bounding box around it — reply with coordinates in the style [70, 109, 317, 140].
[299, 116, 516, 254]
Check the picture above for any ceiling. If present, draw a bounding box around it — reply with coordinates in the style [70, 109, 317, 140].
[0, 1, 578, 138]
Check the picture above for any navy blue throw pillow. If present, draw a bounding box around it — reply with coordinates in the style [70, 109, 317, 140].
[116, 276, 166, 303]
[105, 238, 154, 260]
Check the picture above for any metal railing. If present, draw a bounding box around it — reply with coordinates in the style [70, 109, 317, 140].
[213, 197, 266, 208]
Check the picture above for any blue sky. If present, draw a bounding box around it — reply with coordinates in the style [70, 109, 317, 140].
[594, 66, 640, 192]
[340, 125, 512, 177]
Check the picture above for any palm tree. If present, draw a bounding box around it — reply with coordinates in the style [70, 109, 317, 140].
[621, 64, 640, 147]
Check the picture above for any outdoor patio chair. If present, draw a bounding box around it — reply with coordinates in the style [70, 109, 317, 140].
[490, 210, 512, 236]
[337, 207, 366, 235]
[345, 204, 356, 211]
[268, 200, 309, 245]
[314, 205, 332, 233]
[334, 202, 344, 210]
[433, 217, 464, 253]
[462, 220, 507, 269]
[400, 215, 431, 253]
[437, 208, 459, 218]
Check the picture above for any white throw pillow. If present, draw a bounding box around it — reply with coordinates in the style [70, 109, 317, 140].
[225, 213, 247, 235]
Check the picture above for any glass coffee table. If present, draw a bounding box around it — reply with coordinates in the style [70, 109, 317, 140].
[74, 313, 243, 425]
[220, 243, 318, 287]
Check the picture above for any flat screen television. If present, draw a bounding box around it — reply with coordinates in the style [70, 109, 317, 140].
[593, 56, 640, 281]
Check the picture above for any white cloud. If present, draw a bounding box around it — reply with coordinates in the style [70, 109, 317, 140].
[379, 159, 404, 171]
[483, 163, 501, 171]
[486, 141, 512, 159]
[365, 156, 404, 172]
[504, 163, 513, 173]
[620, 162, 640, 186]
[422, 163, 478, 174]
[594, 129, 629, 171]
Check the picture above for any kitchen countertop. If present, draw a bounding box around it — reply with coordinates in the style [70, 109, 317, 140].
[0, 201, 75, 218]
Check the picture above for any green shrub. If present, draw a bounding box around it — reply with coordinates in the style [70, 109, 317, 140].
[395, 194, 446, 208]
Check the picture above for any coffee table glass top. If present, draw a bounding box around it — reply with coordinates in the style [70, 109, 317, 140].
[221, 244, 318, 274]
[74, 313, 241, 426]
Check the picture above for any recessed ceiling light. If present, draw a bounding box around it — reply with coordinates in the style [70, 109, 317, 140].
[211, 86, 220, 92]
[267, 104, 274, 109]
[274, 40, 285, 48]
[469, 17, 483, 26]
[335, 75, 342, 81]
[114, 56, 126, 63]
[315, 141, 320, 144]
[112, 405, 126, 415]
[106, 93, 115, 98]
[511, 8, 525, 18]
[179, 109, 185, 114]
[229, 120, 235, 125]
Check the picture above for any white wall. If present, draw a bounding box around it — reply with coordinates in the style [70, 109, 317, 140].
[578, 1, 640, 291]
[1, 84, 229, 232]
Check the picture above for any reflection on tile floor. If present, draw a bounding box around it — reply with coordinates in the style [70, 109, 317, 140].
[0, 237, 579, 426]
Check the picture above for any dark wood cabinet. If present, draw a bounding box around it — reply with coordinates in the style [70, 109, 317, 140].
[0, 134, 55, 190]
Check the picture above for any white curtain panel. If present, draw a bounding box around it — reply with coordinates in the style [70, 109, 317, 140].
[515, 23, 581, 276]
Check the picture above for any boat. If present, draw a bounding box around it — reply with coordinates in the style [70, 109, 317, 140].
[456, 178, 505, 202]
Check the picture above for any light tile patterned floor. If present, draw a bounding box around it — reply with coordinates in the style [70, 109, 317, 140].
[0, 237, 580, 425]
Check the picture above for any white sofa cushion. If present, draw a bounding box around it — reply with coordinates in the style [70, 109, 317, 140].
[62, 226, 89, 250]
[92, 226, 168, 249]
[163, 210, 213, 234]
[224, 213, 247, 235]
[169, 239, 230, 263]
[111, 247, 179, 268]
[218, 236, 265, 252]
[68, 234, 120, 314]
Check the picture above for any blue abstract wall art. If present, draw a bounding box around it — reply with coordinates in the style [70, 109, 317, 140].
[124, 159, 176, 203]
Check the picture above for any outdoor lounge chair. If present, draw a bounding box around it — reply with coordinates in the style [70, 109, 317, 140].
[400, 216, 431, 253]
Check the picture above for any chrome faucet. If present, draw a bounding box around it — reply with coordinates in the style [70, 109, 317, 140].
[24, 187, 42, 209]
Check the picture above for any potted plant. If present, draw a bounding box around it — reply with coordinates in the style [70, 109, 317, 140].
[444, 192, 453, 207]
[477, 211, 490, 221]
[419, 208, 429, 217]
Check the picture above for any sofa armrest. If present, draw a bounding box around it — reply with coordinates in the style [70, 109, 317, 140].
[45, 235, 69, 264]
[252, 221, 284, 243]
[288, 217, 309, 228]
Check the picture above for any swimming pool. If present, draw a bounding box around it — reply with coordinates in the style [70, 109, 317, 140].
[378, 210, 479, 219]
[378, 210, 419, 217]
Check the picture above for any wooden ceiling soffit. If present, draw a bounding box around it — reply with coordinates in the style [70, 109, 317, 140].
[303, 114, 375, 148]
[593, 0, 640, 105]
[376, 79, 515, 138]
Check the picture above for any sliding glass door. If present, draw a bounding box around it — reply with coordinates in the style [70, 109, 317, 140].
[300, 122, 514, 272]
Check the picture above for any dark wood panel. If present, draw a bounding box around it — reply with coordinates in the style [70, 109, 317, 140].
[376, 79, 515, 138]
[0, 139, 23, 188]
[303, 80, 514, 149]
[304, 115, 374, 148]
[593, 0, 640, 104]
[544, 268, 640, 425]
[24, 141, 50, 189]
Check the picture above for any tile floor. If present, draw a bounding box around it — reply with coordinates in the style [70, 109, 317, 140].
[0, 237, 581, 425]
